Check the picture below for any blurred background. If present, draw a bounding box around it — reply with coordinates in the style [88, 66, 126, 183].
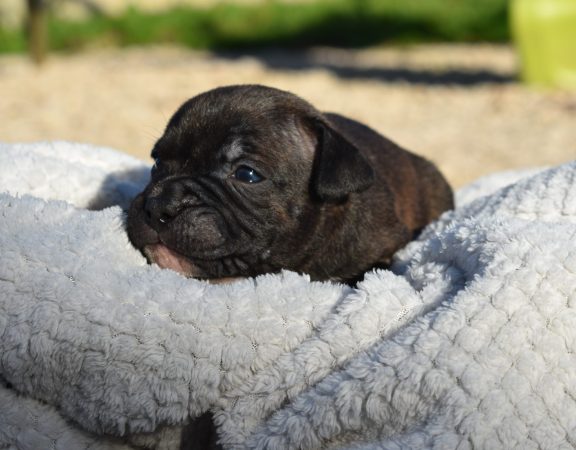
[0, 0, 575, 187]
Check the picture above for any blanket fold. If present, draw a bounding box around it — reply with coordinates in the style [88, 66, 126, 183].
[1, 142, 575, 449]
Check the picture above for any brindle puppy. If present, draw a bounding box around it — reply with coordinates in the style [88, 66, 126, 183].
[127, 85, 453, 283]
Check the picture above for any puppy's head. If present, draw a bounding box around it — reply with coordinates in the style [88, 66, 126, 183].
[127, 85, 374, 280]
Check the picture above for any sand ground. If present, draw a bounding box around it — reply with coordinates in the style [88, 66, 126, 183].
[1, 44, 575, 188]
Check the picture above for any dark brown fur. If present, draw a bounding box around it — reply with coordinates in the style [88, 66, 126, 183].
[127, 85, 453, 284]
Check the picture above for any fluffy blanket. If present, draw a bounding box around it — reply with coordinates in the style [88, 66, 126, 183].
[0, 141, 575, 450]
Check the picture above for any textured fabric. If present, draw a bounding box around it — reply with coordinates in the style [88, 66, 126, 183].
[0, 142, 575, 449]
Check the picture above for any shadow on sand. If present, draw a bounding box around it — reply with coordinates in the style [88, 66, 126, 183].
[217, 50, 515, 86]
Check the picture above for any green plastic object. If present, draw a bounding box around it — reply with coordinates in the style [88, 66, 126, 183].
[511, 0, 576, 89]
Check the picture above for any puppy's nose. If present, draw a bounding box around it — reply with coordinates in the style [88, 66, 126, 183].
[144, 196, 183, 226]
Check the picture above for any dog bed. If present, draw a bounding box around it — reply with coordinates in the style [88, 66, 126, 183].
[0, 141, 575, 449]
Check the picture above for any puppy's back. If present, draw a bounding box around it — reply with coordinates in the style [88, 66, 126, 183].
[325, 113, 454, 235]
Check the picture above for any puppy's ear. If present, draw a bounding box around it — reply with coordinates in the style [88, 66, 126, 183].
[311, 120, 375, 202]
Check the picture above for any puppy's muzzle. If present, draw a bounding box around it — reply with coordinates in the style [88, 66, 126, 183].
[144, 195, 186, 227]
[141, 182, 228, 252]
[143, 178, 203, 228]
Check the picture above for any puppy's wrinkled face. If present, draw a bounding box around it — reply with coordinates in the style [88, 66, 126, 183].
[127, 86, 319, 280]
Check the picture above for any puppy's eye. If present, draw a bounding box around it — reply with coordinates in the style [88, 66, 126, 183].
[233, 165, 264, 184]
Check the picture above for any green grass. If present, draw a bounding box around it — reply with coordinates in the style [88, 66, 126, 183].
[0, 27, 27, 53]
[0, 0, 509, 54]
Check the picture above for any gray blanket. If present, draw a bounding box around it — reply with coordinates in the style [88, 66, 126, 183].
[1, 142, 575, 449]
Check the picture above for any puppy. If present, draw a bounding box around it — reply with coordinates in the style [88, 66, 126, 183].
[127, 85, 453, 283]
